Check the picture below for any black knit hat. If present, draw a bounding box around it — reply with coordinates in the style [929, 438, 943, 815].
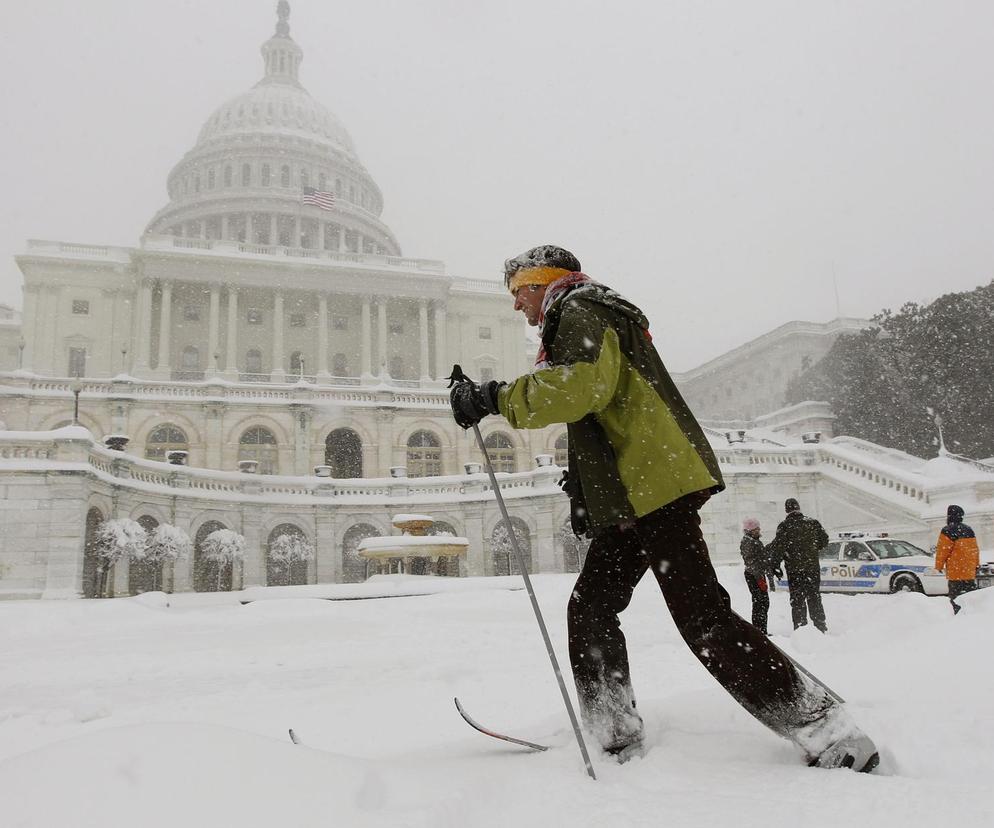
[784, 498, 801, 513]
[947, 504, 964, 522]
[503, 244, 581, 288]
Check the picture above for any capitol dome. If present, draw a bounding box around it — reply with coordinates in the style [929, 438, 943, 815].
[145, 1, 400, 257]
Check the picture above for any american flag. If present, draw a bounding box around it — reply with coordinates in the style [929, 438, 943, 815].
[302, 187, 336, 210]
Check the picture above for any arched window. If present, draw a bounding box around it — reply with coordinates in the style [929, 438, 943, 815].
[207, 169, 215, 189]
[281, 165, 291, 187]
[554, 433, 569, 467]
[407, 430, 441, 478]
[427, 521, 461, 577]
[194, 175, 201, 193]
[491, 518, 532, 576]
[223, 165, 232, 187]
[245, 349, 263, 374]
[82, 507, 105, 598]
[130, 515, 161, 595]
[194, 520, 231, 592]
[483, 432, 515, 473]
[325, 428, 362, 478]
[341, 523, 379, 583]
[241, 163, 251, 186]
[239, 426, 278, 474]
[145, 424, 189, 461]
[261, 164, 271, 186]
[266, 524, 312, 586]
[332, 353, 348, 377]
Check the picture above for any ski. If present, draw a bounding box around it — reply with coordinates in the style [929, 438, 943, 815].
[288, 728, 302, 745]
[453, 697, 549, 752]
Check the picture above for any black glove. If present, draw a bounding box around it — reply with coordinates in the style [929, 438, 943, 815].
[773, 567, 783, 579]
[449, 380, 504, 429]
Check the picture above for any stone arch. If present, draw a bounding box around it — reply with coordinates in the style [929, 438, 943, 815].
[266, 523, 312, 586]
[553, 432, 569, 467]
[224, 415, 289, 447]
[426, 520, 462, 577]
[560, 517, 590, 573]
[82, 506, 105, 598]
[129, 515, 161, 595]
[39, 409, 104, 435]
[237, 425, 279, 475]
[132, 411, 203, 455]
[325, 428, 363, 478]
[491, 516, 533, 576]
[341, 523, 380, 584]
[193, 520, 232, 592]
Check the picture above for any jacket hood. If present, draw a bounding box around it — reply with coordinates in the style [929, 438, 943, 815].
[547, 281, 649, 331]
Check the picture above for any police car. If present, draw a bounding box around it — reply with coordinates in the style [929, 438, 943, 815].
[801, 533, 949, 595]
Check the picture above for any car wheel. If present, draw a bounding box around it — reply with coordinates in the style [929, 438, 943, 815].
[890, 573, 923, 594]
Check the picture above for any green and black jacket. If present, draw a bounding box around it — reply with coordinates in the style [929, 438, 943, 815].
[497, 282, 724, 535]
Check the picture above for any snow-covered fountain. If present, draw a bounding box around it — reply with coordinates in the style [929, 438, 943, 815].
[358, 514, 468, 576]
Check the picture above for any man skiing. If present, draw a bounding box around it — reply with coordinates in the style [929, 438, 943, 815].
[935, 504, 980, 614]
[767, 498, 830, 632]
[448, 244, 878, 771]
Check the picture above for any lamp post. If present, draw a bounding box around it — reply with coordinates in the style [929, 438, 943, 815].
[70, 378, 83, 425]
[934, 414, 947, 456]
[17, 339, 25, 369]
[120, 343, 128, 375]
[299, 356, 305, 381]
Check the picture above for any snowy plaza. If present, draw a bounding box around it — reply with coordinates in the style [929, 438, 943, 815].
[1, 572, 992, 827]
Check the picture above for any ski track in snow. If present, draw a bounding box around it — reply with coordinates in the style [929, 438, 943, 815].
[0, 570, 992, 827]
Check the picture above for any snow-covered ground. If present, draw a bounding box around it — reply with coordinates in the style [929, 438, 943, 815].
[1, 568, 992, 827]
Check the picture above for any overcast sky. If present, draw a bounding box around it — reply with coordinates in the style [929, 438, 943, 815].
[2, 1, 994, 370]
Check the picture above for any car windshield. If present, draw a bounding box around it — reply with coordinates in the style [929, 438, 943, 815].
[866, 539, 926, 559]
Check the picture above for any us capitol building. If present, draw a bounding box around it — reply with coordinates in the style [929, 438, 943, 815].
[3, 4, 984, 600]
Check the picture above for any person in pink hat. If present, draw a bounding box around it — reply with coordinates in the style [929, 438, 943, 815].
[740, 518, 777, 634]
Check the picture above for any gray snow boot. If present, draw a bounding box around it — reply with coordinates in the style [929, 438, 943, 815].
[807, 732, 880, 773]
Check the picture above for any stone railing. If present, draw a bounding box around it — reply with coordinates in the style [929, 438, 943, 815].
[0, 373, 449, 408]
[24, 239, 132, 263]
[141, 235, 445, 274]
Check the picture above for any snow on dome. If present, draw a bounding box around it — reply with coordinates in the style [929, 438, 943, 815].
[195, 83, 358, 159]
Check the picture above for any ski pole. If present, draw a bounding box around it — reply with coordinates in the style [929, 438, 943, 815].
[450, 366, 597, 780]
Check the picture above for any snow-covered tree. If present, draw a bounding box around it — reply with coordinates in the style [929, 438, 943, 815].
[201, 529, 246, 591]
[491, 520, 532, 576]
[267, 532, 314, 585]
[143, 524, 193, 591]
[94, 519, 149, 597]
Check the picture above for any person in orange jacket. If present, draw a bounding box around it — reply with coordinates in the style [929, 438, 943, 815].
[935, 504, 981, 614]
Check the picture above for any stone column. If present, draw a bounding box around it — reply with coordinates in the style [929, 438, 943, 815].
[463, 506, 485, 577]
[318, 222, 326, 251]
[418, 299, 430, 381]
[221, 214, 229, 240]
[224, 286, 239, 376]
[293, 215, 302, 248]
[204, 402, 225, 469]
[135, 280, 154, 372]
[433, 304, 447, 380]
[338, 224, 346, 253]
[317, 294, 330, 378]
[20, 284, 39, 370]
[271, 291, 286, 380]
[198, 219, 207, 238]
[157, 280, 173, 376]
[315, 512, 338, 584]
[377, 300, 388, 377]
[375, 409, 394, 476]
[269, 214, 278, 246]
[241, 508, 264, 588]
[293, 406, 312, 475]
[360, 296, 372, 378]
[534, 507, 556, 573]
[207, 284, 221, 375]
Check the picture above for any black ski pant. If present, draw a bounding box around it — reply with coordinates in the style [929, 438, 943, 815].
[744, 571, 770, 634]
[785, 569, 827, 632]
[567, 495, 818, 749]
[948, 579, 978, 614]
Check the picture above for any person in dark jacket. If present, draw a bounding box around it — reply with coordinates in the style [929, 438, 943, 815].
[935, 504, 981, 614]
[740, 518, 777, 634]
[449, 245, 878, 771]
[767, 498, 830, 632]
